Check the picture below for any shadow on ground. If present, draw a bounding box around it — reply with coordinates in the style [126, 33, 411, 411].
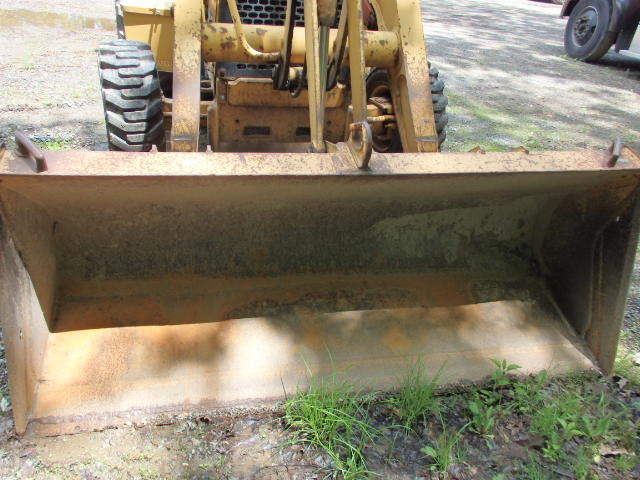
[423, 0, 640, 152]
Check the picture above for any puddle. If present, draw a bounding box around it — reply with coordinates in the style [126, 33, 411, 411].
[0, 8, 115, 31]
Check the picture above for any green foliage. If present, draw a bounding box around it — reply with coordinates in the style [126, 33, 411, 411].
[529, 385, 635, 468]
[531, 393, 585, 461]
[511, 370, 548, 415]
[466, 393, 496, 437]
[579, 394, 614, 443]
[614, 348, 640, 387]
[519, 456, 551, 480]
[615, 454, 638, 473]
[33, 137, 74, 151]
[489, 359, 521, 391]
[573, 446, 596, 480]
[284, 373, 378, 480]
[387, 362, 443, 432]
[421, 417, 467, 474]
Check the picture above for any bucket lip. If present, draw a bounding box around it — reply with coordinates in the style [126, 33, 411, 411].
[1, 147, 640, 178]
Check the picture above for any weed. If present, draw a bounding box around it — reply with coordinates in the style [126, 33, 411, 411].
[519, 456, 551, 480]
[531, 393, 585, 461]
[387, 362, 443, 432]
[33, 137, 74, 151]
[211, 454, 230, 479]
[466, 393, 496, 437]
[284, 373, 378, 479]
[511, 370, 548, 415]
[573, 446, 596, 480]
[138, 467, 160, 479]
[615, 454, 638, 473]
[421, 417, 467, 474]
[580, 394, 615, 443]
[489, 359, 521, 391]
[615, 347, 640, 387]
[477, 359, 522, 407]
[529, 388, 630, 466]
[614, 404, 640, 451]
[123, 452, 152, 463]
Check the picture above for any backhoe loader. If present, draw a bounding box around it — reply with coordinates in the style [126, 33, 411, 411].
[1, 0, 640, 435]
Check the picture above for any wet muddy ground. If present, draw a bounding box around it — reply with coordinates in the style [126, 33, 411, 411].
[0, 1, 639, 479]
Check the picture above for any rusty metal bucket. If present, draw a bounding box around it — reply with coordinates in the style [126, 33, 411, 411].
[2, 144, 640, 435]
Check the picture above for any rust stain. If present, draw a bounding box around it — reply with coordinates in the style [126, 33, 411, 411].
[302, 325, 323, 349]
[382, 324, 411, 351]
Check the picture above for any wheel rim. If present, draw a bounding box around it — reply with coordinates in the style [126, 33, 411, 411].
[572, 6, 599, 47]
[368, 83, 396, 153]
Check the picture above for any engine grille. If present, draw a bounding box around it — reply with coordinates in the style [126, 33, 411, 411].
[236, 0, 305, 26]
[236, 0, 343, 27]
[218, 0, 343, 78]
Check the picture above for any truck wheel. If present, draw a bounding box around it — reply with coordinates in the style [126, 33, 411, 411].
[98, 40, 166, 151]
[365, 67, 448, 152]
[564, 0, 617, 62]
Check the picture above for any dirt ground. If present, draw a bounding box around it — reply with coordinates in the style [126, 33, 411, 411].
[0, 1, 639, 479]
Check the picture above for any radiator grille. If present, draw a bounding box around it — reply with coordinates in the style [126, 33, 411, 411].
[218, 1, 343, 78]
[236, 0, 343, 27]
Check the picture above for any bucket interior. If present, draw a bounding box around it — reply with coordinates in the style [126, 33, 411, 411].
[1, 150, 639, 433]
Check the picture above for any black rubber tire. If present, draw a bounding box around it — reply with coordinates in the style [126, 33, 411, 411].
[98, 40, 166, 151]
[564, 0, 617, 62]
[365, 67, 448, 152]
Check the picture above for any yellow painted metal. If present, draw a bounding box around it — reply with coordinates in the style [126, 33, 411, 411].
[226, 0, 281, 61]
[121, 1, 173, 16]
[121, 1, 174, 71]
[304, 0, 326, 152]
[2, 146, 640, 434]
[347, 0, 367, 125]
[120, 0, 431, 153]
[207, 78, 348, 151]
[200, 23, 399, 67]
[379, 0, 439, 152]
[170, 0, 203, 152]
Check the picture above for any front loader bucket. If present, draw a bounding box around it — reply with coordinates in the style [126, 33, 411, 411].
[2, 145, 640, 435]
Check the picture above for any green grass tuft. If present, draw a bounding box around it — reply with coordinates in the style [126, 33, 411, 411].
[284, 372, 379, 479]
[421, 416, 467, 474]
[387, 361, 444, 432]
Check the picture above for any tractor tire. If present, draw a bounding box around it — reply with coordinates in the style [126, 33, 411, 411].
[365, 67, 448, 153]
[564, 0, 617, 62]
[98, 40, 166, 152]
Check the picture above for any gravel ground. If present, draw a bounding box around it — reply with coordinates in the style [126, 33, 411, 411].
[0, 0, 639, 478]
[428, 0, 640, 153]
